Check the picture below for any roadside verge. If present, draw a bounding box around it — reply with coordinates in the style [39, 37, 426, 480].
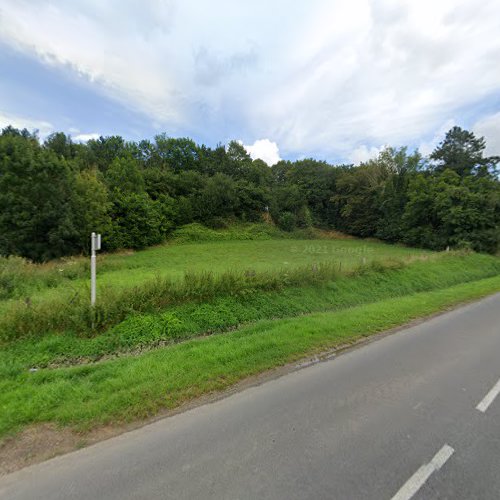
[1, 274, 499, 473]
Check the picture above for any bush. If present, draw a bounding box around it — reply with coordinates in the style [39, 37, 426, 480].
[170, 223, 283, 243]
[277, 212, 297, 232]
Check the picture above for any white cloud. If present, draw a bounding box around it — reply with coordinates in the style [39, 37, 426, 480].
[473, 112, 500, 157]
[418, 119, 455, 157]
[0, 0, 499, 159]
[348, 145, 384, 165]
[0, 111, 53, 138]
[73, 132, 100, 143]
[243, 138, 281, 166]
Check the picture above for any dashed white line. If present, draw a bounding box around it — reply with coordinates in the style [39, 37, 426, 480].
[476, 377, 500, 413]
[391, 444, 454, 500]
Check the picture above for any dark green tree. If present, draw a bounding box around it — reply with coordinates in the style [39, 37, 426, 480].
[430, 126, 499, 177]
[0, 134, 79, 261]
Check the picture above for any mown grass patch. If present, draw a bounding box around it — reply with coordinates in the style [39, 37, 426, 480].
[0, 274, 499, 439]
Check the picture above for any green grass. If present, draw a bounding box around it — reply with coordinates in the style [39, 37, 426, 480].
[2, 253, 499, 372]
[0, 236, 432, 342]
[0, 230, 428, 309]
[1, 274, 499, 438]
[1, 227, 498, 442]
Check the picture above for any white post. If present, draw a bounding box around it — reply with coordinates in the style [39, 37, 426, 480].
[91, 232, 97, 306]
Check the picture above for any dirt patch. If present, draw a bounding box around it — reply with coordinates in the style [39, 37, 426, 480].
[0, 425, 80, 475]
[312, 228, 355, 240]
[0, 423, 128, 476]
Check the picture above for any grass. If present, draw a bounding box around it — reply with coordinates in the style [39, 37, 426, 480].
[0, 236, 431, 342]
[2, 253, 499, 371]
[1, 274, 499, 438]
[1, 227, 498, 442]
[0, 226, 427, 308]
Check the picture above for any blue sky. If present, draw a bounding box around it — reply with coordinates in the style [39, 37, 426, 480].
[0, 0, 499, 165]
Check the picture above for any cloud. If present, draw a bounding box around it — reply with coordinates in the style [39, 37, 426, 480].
[418, 119, 456, 157]
[348, 145, 384, 165]
[473, 112, 500, 157]
[73, 132, 100, 143]
[243, 138, 281, 166]
[0, 0, 499, 160]
[0, 111, 53, 138]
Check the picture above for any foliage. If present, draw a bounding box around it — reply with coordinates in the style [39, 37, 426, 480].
[277, 211, 297, 231]
[0, 125, 498, 262]
[430, 125, 499, 177]
[402, 170, 500, 253]
[0, 133, 80, 261]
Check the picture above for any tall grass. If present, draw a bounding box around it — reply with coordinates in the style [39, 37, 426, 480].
[0, 256, 89, 300]
[0, 260, 348, 342]
[2, 252, 499, 353]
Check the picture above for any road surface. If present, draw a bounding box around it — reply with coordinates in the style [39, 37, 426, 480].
[1, 293, 500, 499]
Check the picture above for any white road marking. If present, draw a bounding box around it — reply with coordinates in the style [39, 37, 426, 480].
[476, 377, 500, 413]
[391, 444, 454, 500]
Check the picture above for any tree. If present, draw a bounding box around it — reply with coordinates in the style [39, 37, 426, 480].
[193, 173, 240, 223]
[331, 164, 385, 237]
[373, 147, 422, 241]
[402, 170, 500, 252]
[84, 136, 129, 171]
[154, 135, 199, 172]
[107, 192, 166, 249]
[44, 132, 76, 159]
[430, 126, 499, 177]
[0, 134, 79, 261]
[105, 157, 145, 194]
[284, 159, 339, 226]
[71, 169, 113, 253]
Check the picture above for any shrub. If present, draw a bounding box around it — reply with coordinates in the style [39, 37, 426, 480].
[277, 212, 297, 232]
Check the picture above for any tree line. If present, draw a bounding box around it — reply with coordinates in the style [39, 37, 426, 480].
[0, 125, 498, 262]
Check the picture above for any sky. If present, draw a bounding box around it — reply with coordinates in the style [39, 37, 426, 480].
[0, 0, 499, 165]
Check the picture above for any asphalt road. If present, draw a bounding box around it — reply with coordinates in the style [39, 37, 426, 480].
[1, 293, 500, 500]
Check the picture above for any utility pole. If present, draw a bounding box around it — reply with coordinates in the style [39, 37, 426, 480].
[90, 232, 101, 306]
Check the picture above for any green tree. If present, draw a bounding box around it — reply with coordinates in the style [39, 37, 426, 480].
[44, 132, 76, 159]
[105, 157, 145, 194]
[402, 170, 499, 252]
[430, 126, 499, 177]
[154, 135, 199, 172]
[0, 134, 79, 261]
[71, 169, 113, 253]
[194, 173, 239, 223]
[108, 192, 166, 250]
[374, 147, 422, 241]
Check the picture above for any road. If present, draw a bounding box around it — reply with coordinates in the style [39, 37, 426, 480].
[1, 293, 500, 499]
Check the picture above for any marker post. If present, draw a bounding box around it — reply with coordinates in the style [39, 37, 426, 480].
[90, 232, 101, 307]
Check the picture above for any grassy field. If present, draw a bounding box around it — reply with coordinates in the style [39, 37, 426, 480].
[0, 235, 427, 307]
[0, 232, 432, 341]
[1, 227, 499, 445]
[2, 252, 499, 372]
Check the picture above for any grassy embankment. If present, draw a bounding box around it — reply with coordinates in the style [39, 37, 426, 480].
[0, 226, 499, 439]
[0, 226, 426, 340]
[0, 224, 420, 304]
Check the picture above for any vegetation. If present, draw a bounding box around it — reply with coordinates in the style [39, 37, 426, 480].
[1, 252, 498, 373]
[0, 122, 498, 447]
[0, 235, 427, 336]
[1, 271, 499, 438]
[0, 125, 498, 263]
